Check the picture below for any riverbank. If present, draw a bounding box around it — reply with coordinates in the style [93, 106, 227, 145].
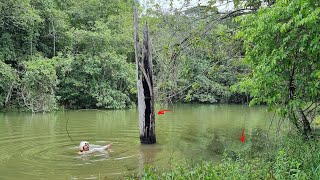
[126, 135, 320, 179]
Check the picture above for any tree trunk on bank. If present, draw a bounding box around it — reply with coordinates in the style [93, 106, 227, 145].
[298, 108, 313, 140]
[134, 5, 156, 144]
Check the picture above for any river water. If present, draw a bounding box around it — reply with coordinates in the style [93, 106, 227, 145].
[0, 104, 275, 179]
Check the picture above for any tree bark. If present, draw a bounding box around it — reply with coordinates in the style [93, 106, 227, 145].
[298, 108, 312, 140]
[52, 20, 56, 57]
[134, 4, 156, 144]
[4, 82, 14, 108]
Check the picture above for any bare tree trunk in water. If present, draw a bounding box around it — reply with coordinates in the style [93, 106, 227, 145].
[134, 4, 156, 144]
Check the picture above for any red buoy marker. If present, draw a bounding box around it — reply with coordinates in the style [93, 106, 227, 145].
[157, 110, 172, 115]
[240, 129, 246, 142]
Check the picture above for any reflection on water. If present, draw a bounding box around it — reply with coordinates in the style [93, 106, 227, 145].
[206, 130, 225, 155]
[0, 104, 275, 179]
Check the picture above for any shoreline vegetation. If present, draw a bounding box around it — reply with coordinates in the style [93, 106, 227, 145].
[126, 134, 320, 179]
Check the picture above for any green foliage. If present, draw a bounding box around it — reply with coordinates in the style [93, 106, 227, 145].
[180, 56, 231, 103]
[19, 56, 58, 112]
[127, 136, 320, 179]
[0, 0, 136, 112]
[0, 61, 17, 109]
[234, 0, 320, 131]
[147, 7, 248, 104]
[0, 0, 255, 111]
[3, 0, 317, 113]
[31, 0, 70, 58]
[56, 53, 135, 109]
[0, 0, 42, 62]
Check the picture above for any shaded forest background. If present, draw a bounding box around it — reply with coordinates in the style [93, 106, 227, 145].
[0, 0, 251, 112]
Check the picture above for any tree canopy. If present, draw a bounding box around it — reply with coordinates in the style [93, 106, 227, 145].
[235, 0, 320, 138]
[0, 0, 136, 111]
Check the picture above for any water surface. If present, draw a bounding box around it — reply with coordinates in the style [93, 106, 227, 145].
[0, 104, 274, 179]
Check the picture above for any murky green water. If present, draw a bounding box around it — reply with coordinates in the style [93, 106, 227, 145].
[0, 104, 275, 179]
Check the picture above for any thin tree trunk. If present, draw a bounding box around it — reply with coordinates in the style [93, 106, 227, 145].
[298, 108, 312, 139]
[52, 20, 56, 57]
[30, 21, 33, 58]
[134, 3, 156, 144]
[30, 35, 33, 57]
[4, 82, 14, 108]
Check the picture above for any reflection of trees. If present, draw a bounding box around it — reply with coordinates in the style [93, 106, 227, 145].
[94, 109, 136, 135]
[206, 130, 225, 155]
[138, 144, 162, 175]
[21, 112, 58, 135]
[2, 113, 15, 135]
[180, 123, 200, 144]
[249, 128, 271, 155]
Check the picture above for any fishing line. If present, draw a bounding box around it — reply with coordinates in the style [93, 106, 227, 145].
[65, 112, 77, 146]
[65, 109, 110, 146]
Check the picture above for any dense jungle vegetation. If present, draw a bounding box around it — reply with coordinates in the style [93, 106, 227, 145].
[0, 0, 250, 113]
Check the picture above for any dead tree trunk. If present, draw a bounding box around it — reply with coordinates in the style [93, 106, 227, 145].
[134, 5, 156, 144]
